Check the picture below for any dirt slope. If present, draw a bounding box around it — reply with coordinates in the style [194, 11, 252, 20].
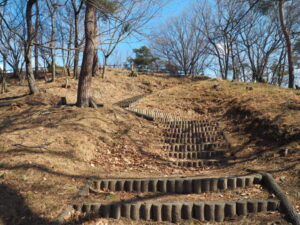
[0, 70, 299, 225]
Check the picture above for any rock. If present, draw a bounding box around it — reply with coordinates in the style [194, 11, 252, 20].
[129, 71, 138, 77]
[212, 84, 221, 90]
[59, 97, 67, 105]
[279, 176, 286, 182]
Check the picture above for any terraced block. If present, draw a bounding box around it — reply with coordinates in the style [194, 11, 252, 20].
[92, 174, 262, 194]
[215, 203, 225, 222]
[165, 120, 211, 124]
[164, 126, 219, 133]
[162, 204, 172, 221]
[193, 203, 205, 221]
[131, 203, 140, 220]
[112, 204, 121, 219]
[225, 202, 236, 218]
[128, 108, 182, 122]
[164, 121, 219, 128]
[166, 151, 225, 159]
[172, 203, 182, 223]
[170, 159, 225, 168]
[163, 131, 221, 138]
[114, 94, 147, 108]
[151, 203, 162, 222]
[163, 143, 227, 152]
[140, 204, 151, 220]
[237, 201, 247, 216]
[72, 199, 280, 223]
[163, 124, 219, 129]
[181, 203, 193, 220]
[163, 135, 224, 144]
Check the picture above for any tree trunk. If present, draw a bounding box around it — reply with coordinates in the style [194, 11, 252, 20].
[279, 0, 294, 89]
[66, 21, 73, 77]
[76, 2, 96, 107]
[1, 73, 7, 94]
[50, 13, 56, 82]
[92, 51, 99, 76]
[1, 55, 7, 94]
[92, 17, 99, 77]
[34, 0, 39, 77]
[230, 41, 238, 81]
[13, 63, 20, 80]
[25, 0, 39, 94]
[73, 12, 79, 79]
[101, 56, 108, 78]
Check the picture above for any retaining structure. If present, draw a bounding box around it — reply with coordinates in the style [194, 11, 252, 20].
[71, 199, 280, 223]
[91, 174, 262, 194]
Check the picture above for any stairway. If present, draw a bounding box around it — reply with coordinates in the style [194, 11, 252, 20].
[161, 120, 230, 168]
[56, 95, 291, 224]
[69, 174, 280, 223]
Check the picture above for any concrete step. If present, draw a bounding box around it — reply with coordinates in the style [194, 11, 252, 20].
[162, 131, 222, 138]
[166, 150, 226, 159]
[163, 143, 227, 152]
[164, 125, 220, 133]
[162, 135, 224, 144]
[91, 174, 262, 194]
[169, 159, 227, 168]
[72, 199, 280, 223]
[114, 94, 147, 108]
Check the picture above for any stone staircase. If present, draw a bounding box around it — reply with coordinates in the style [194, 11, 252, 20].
[56, 95, 297, 224]
[160, 120, 230, 168]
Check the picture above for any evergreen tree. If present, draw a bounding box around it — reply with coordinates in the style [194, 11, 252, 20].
[131, 46, 158, 71]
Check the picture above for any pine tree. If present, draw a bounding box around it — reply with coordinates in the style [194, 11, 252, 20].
[76, 0, 117, 107]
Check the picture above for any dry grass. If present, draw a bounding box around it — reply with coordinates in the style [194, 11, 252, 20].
[0, 71, 299, 225]
[137, 79, 300, 141]
[136, 78, 300, 220]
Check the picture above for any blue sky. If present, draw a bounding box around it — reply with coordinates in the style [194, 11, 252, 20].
[108, 0, 195, 65]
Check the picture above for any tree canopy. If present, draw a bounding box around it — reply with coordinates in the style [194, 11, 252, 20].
[131, 46, 158, 71]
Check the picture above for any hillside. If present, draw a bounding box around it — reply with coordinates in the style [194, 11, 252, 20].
[0, 70, 299, 225]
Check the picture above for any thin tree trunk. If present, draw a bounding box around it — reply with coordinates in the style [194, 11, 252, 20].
[73, 12, 79, 79]
[1, 55, 7, 93]
[236, 42, 245, 82]
[279, 0, 294, 89]
[76, 2, 96, 107]
[66, 23, 73, 77]
[102, 56, 108, 78]
[230, 42, 237, 81]
[1, 73, 7, 94]
[50, 13, 56, 81]
[34, 0, 39, 77]
[25, 0, 39, 94]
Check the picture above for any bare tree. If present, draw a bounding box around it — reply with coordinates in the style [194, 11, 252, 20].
[45, 0, 59, 82]
[71, 0, 84, 79]
[196, 0, 252, 80]
[239, 12, 281, 83]
[25, 0, 39, 94]
[151, 11, 209, 76]
[278, 0, 295, 88]
[0, 9, 25, 81]
[99, 0, 167, 78]
[0, 0, 40, 92]
[34, 0, 40, 77]
[57, 5, 74, 77]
